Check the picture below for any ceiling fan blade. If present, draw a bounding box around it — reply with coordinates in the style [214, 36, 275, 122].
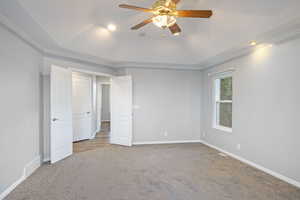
[119, 4, 154, 13]
[131, 17, 154, 30]
[172, 0, 181, 4]
[169, 23, 181, 35]
[176, 10, 213, 18]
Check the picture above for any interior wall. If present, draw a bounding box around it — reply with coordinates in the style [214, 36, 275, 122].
[201, 39, 300, 183]
[125, 68, 202, 143]
[0, 24, 42, 194]
[101, 85, 110, 121]
[42, 75, 50, 161]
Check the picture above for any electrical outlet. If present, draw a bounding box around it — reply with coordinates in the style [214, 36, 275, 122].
[202, 132, 206, 137]
[237, 144, 241, 150]
[164, 131, 168, 137]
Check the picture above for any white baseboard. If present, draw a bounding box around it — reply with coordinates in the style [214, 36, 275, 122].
[0, 174, 25, 200]
[24, 156, 41, 178]
[133, 140, 202, 145]
[0, 156, 41, 200]
[90, 130, 98, 139]
[200, 140, 300, 189]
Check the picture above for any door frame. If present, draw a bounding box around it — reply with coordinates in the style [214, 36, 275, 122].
[96, 81, 111, 133]
[46, 65, 133, 163]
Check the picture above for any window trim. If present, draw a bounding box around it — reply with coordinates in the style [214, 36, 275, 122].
[212, 73, 233, 133]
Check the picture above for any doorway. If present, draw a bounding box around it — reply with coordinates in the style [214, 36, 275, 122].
[73, 75, 112, 153]
[49, 65, 133, 163]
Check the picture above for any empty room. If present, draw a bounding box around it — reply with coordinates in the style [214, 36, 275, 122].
[1, 0, 300, 199]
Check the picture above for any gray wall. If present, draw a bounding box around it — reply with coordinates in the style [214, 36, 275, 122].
[201, 39, 300, 182]
[42, 76, 50, 162]
[0, 24, 42, 193]
[101, 85, 110, 121]
[126, 68, 202, 143]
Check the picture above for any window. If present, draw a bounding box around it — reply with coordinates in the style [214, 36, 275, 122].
[214, 75, 232, 132]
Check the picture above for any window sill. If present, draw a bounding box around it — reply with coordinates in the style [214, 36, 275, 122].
[214, 125, 232, 133]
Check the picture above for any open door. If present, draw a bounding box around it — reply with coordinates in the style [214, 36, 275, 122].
[72, 73, 92, 142]
[50, 65, 73, 163]
[110, 76, 133, 146]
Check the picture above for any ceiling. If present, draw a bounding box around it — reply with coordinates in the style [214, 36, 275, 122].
[1, 0, 300, 69]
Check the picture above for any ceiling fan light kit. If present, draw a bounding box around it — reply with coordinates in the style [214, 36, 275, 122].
[119, 0, 213, 35]
[152, 15, 176, 28]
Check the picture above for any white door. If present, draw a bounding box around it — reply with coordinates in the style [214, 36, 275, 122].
[110, 76, 133, 146]
[72, 74, 92, 141]
[50, 65, 73, 164]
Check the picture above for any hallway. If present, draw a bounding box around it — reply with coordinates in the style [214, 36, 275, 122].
[73, 122, 110, 153]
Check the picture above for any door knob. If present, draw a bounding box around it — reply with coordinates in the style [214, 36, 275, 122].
[52, 118, 59, 122]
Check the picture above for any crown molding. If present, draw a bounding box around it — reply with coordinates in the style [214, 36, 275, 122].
[43, 48, 117, 68]
[197, 17, 300, 70]
[65, 16, 300, 70]
[0, 12, 44, 53]
[113, 60, 201, 70]
[1, 10, 300, 71]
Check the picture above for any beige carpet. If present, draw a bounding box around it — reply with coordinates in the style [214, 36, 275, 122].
[5, 143, 300, 200]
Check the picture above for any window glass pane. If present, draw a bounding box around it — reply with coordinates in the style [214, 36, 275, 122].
[220, 77, 232, 100]
[219, 103, 232, 128]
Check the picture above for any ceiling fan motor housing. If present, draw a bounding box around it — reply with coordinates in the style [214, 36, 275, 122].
[152, 0, 177, 15]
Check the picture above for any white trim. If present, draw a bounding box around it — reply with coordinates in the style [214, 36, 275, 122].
[208, 68, 236, 77]
[90, 130, 98, 139]
[0, 13, 44, 53]
[2, 9, 300, 71]
[0, 156, 41, 200]
[213, 125, 232, 133]
[0, 174, 25, 200]
[71, 68, 113, 77]
[133, 140, 202, 145]
[98, 82, 111, 85]
[212, 74, 233, 131]
[24, 156, 41, 178]
[200, 140, 300, 188]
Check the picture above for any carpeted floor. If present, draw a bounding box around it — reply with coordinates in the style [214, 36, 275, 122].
[5, 143, 300, 200]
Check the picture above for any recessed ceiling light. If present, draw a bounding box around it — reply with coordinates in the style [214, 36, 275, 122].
[107, 24, 117, 32]
[250, 41, 257, 46]
[95, 27, 110, 38]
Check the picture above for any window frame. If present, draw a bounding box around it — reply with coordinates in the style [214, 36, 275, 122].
[213, 73, 233, 133]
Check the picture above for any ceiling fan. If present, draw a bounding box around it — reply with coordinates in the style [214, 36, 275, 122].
[119, 0, 213, 35]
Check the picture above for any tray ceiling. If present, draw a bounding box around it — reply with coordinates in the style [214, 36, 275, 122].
[1, 0, 300, 68]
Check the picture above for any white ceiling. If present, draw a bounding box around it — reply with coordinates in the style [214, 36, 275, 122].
[1, 0, 300, 68]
